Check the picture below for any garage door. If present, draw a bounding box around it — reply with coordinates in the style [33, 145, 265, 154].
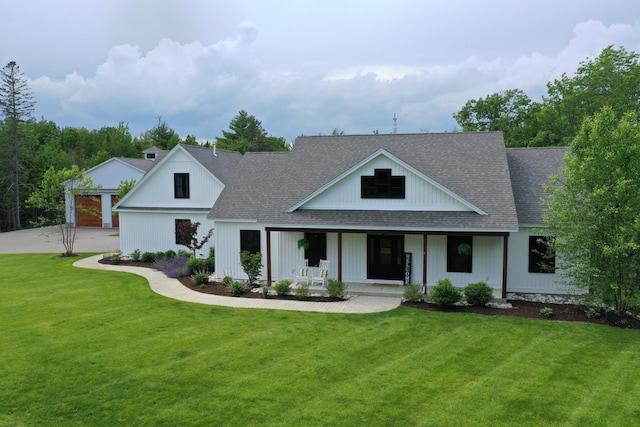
[111, 195, 119, 228]
[75, 196, 102, 227]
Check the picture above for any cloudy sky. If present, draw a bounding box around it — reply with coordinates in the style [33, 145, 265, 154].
[4, 0, 640, 142]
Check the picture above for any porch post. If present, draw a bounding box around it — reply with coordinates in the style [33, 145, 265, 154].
[501, 234, 509, 299]
[337, 231, 343, 282]
[266, 229, 272, 286]
[423, 234, 428, 285]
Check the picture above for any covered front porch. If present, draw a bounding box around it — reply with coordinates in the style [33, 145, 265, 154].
[265, 227, 511, 298]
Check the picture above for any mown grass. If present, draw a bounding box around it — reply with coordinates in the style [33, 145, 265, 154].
[1, 254, 640, 426]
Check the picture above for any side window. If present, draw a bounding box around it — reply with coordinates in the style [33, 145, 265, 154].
[447, 236, 472, 273]
[174, 173, 190, 198]
[175, 219, 190, 245]
[529, 236, 555, 273]
[240, 230, 261, 254]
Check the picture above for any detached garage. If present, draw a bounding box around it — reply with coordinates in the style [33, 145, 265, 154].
[65, 155, 164, 228]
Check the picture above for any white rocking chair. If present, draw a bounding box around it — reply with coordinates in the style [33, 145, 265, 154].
[311, 260, 329, 287]
[294, 259, 309, 285]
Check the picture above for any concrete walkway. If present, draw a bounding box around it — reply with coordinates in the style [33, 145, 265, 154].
[74, 255, 402, 314]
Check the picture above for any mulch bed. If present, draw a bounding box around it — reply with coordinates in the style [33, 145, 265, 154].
[98, 258, 640, 329]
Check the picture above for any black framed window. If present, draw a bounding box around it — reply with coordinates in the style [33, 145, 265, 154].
[174, 173, 190, 198]
[529, 236, 555, 273]
[175, 219, 191, 245]
[240, 230, 261, 254]
[447, 236, 472, 273]
[361, 169, 405, 199]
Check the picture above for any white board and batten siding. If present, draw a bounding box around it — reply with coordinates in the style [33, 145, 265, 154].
[507, 227, 578, 295]
[301, 155, 471, 212]
[213, 222, 274, 281]
[119, 211, 214, 256]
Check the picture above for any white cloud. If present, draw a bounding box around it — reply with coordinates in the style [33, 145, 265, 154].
[27, 16, 640, 141]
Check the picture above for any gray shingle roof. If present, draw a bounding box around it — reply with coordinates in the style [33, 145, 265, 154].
[181, 144, 243, 185]
[209, 132, 527, 232]
[117, 157, 158, 172]
[506, 147, 568, 225]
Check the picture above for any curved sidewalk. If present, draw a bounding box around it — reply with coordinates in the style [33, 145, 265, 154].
[74, 255, 401, 314]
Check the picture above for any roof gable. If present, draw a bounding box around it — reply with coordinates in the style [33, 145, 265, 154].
[288, 148, 486, 214]
[115, 144, 242, 209]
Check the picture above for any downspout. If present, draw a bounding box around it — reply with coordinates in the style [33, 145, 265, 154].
[266, 229, 272, 286]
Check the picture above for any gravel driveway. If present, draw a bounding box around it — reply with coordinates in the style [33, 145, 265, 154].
[0, 226, 120, 254]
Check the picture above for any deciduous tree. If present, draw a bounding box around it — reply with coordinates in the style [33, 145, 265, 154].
[175, 220, 213, 256]
[26, 165, 101, 255]
[542, 107, 640, 315]
[453, 89, 534, 147]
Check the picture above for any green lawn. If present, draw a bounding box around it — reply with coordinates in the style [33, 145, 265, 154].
[1, 254, 640, 426]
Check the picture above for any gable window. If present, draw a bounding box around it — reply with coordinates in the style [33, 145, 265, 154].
[361, 169, 405, 199]
[447, 235, 472, 273]
[175, 219, 191, 245]
[174, 173, 190, 199]
[529, 236, 555, 273]
[146, 152, 156, 160]
[240, 230, 261, 254]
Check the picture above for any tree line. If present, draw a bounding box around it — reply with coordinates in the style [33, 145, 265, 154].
[453, 45, 640, 148]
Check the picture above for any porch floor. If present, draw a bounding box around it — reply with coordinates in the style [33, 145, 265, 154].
[300, 282, 407, 298]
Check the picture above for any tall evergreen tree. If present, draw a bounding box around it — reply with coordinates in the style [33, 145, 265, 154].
[217, 110, 289, 154]
[0, 61, 35, 230]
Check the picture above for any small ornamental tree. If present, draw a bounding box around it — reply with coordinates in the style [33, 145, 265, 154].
[26, 165, 101, 255]
[240, 250, 263, 286]
[175, 220, 213, 256]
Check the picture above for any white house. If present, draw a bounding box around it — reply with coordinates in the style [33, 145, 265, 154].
[208, 132, 573, 297]
[66, 156, 163, 228]
[113, 144, 242, 255]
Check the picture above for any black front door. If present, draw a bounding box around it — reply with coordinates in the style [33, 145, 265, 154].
[367, 234, 404, 280]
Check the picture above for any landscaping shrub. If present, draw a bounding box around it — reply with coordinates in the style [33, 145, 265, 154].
[155, 251, 167, 261]
[261, 286, 269, 298]
[131, 249, 141, 261]
[222, 276, 233, 287]
[187, 257, 208, 275]
[141, 252, 156, 263]
[540, 307, 554, 317]
[464, 281, 494, 306]
[273, 279, 292, 296]
[326, 279, 348, 298]
[230, 281, 246, 295]
[164, 249, 177, 259]
[107, 250, 122, 264]
[154, 254, 190, 278]
[193, 273, 209, 287]
[205, 247, 215, 272]
[403, 283, 423, 302]
[177, 249, 191, 258]
[430, 278, 462, 306]
[295, 282, 310, 299]
[240, 251, 263, 285]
